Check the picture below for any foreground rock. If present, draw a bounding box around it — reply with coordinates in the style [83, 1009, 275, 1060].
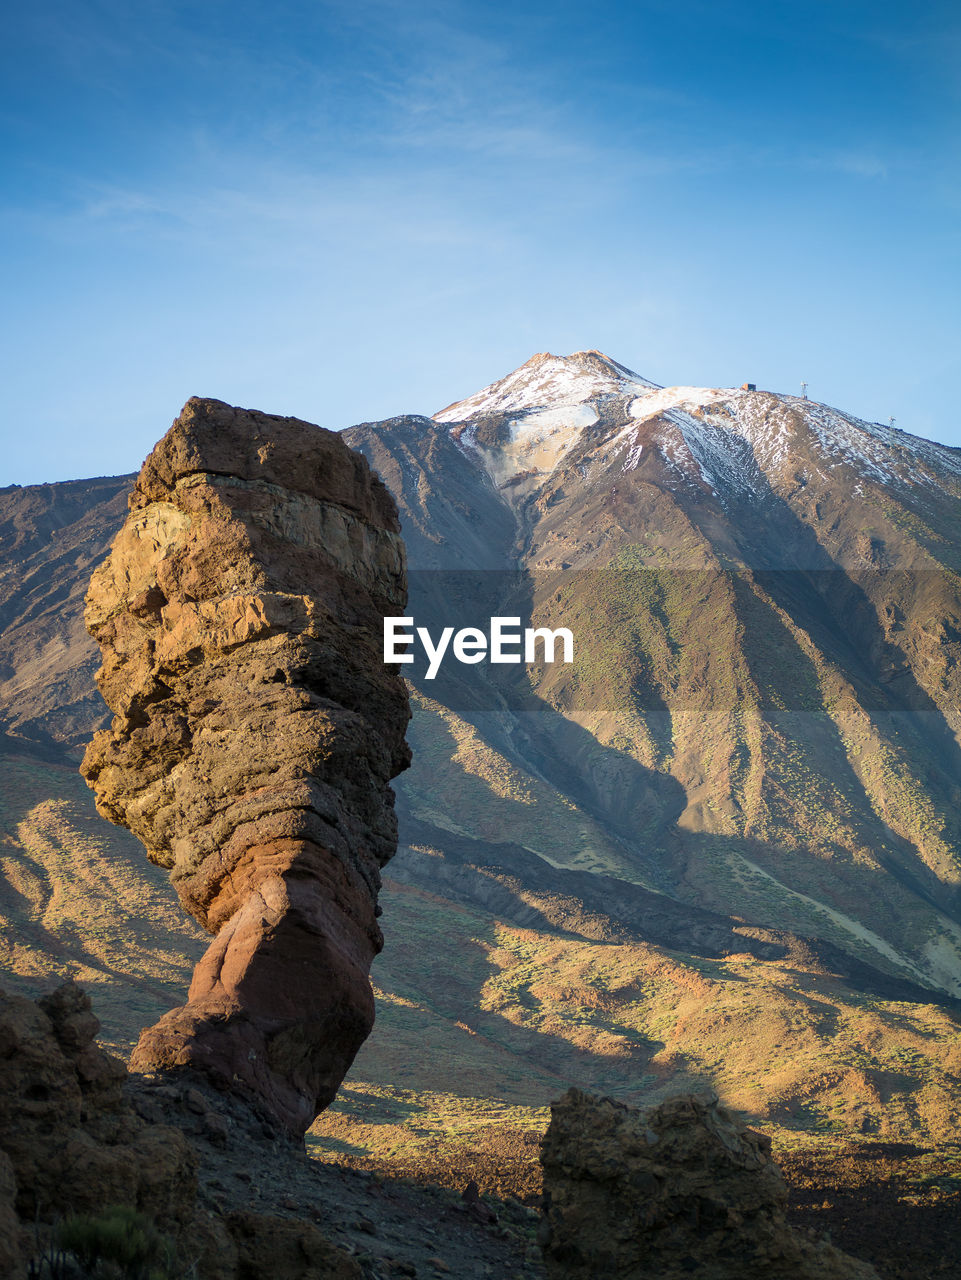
[0, 983, 213, 1278]
[0, 985, 194, 1243]
[0, 979, 389, 1278]
[81, 398, 410, 1136]
[539, 1089, 879, 1280]
[0, 981, 536, 1279]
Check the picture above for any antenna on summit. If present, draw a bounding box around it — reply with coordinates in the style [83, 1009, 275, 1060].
[800, 381, 808, 400]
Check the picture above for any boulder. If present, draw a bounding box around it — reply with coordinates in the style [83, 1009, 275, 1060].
[539, 1089, 879, 1279]
[226, 1212, 362, 1279]
[0, 981, 364, 1278]
[0, 983, 194, 1239]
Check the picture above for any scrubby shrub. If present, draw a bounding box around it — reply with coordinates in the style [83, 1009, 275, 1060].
[56, 1206, 174, 1279]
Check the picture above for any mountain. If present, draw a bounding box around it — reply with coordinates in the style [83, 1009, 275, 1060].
[3, 357, 961, 1186]
[0, 476, 133, 759]
[345, 350, 961, 994]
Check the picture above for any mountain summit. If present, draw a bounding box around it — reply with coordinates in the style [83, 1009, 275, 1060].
[433, 349, 657, 421]
[430, 350, 961, 512]
[433, 349, 660, 489]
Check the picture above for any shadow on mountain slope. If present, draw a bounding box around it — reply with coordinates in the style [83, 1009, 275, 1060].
[723, 469, 961, 907]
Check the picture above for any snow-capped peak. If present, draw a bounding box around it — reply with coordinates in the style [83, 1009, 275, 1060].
[431, 350, 961, 503]
[433, 350, 658, 422]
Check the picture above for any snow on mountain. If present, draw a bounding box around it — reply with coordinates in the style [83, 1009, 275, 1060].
[781, 397, 961, 489]
[432, 349, 961, 502]
[434, 350, 656, 486]
[661, 393, 961, 501]
[433, 349, 657, 422]
[627, 385, 739, 423]
[452, 403, 600, 487]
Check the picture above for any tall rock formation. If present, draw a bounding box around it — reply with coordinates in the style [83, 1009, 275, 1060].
[81, 398, 410, 1136]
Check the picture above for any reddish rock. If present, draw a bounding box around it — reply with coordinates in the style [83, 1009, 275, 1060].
[81, 398, 410, 1135]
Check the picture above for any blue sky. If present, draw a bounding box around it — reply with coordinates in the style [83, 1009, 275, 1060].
[2, 0, 959, 484]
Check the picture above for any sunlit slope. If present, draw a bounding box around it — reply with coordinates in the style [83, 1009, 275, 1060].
[0, 754, 205, 1053]
[5, 760, 957, 1160]
[521, 555, 961, 991]
[312, 876, 961, 1180]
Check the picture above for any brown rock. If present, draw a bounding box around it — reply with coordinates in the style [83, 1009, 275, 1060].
[0, 983, 195, 1232]
[81, 398, 410, 1136]
[539, 1088, 880, 1280]
[462, 1179, 497, 1224]
[0, 1150, 26, 1280]
[0, 980, 366, 1279]
[226, 1211, 363, 1279]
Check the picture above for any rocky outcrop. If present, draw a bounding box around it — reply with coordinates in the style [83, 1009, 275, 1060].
[0, 1148, 24, 1280]
[539, 1089, 879, 1280]
[81, 398, 410, 1136]
[0, 982, 195, 1278]
[0, 980, 367, 1278]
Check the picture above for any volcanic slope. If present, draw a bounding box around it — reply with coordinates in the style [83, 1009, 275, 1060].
[344, 350, 961, 1001]
[0, 475, 133, 760]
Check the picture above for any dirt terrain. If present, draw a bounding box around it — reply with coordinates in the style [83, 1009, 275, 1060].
[781, 1143, 961, 1280]
[135, 1073, 546, 1280]
[153, 1070, 961, 1280]
[310, 1110, 961, 1280]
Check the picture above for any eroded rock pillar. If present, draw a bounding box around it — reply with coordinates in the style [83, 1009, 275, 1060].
[82, 398, 410, 1135]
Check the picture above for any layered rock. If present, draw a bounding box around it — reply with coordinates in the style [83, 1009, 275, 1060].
[81, 398, 410, 1136]
[539, 1089, 879, 1280]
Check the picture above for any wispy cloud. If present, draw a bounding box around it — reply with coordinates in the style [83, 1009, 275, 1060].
[815, 149, 889, 179]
